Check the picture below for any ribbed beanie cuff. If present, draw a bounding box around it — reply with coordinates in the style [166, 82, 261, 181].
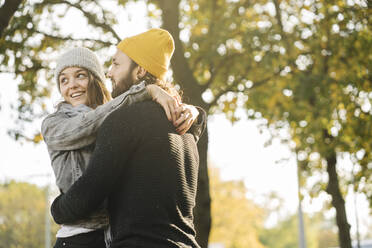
[55, 47, 105, 91]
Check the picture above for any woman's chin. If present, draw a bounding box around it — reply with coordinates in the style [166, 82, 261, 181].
[71, 99, 87, 107]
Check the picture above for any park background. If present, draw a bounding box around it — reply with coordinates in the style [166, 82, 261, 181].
[0, 0, 371, 247]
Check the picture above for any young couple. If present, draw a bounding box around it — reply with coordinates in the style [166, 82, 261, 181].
[42, 28, 205, 248]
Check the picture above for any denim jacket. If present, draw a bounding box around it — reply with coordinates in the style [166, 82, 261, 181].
[41, 82, 150, 230]
[41, 82, 150, 194]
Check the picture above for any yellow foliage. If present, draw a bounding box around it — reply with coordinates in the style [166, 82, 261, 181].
[0, 181, 59, 247]
[208, 167, 265, 248]
[33, 133, 43, 143]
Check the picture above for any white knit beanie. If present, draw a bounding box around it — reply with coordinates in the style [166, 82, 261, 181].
[55, 47, 105, 91]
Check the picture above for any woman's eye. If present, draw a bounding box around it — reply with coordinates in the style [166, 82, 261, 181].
[77, 73, 87, 78]
[60, 78, 67, 84]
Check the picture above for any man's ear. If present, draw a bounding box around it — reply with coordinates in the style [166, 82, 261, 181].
[135, 66, 147, 80]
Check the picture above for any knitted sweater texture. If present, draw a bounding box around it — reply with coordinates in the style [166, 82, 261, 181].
[51, 101, 204, 248]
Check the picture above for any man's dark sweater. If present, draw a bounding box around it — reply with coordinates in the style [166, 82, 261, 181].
[51, 101, 204, 248]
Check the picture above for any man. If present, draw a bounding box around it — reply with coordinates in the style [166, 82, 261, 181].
[51, 28, 205, 247]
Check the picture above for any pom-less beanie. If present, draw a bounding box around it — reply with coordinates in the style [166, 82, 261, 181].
[55, 47, 105, 91]
[117, 28, 175, 81]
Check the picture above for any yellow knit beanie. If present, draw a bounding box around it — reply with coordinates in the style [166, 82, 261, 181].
[117, 28, 175, 81]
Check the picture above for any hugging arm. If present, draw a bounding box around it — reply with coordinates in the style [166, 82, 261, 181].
[186, 106, 207, 142]
[41, 82, 149, 151]
[42, 82, 182, 151]
[147, 84, 206, 138]
[50, 107, 139, 224]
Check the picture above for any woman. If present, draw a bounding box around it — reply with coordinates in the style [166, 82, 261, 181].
[41, 47, 202, 248]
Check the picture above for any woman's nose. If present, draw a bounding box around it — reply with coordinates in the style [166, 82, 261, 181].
[68, 78, 78, 89]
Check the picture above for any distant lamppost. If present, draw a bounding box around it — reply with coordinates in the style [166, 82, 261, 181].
[352, 162, 361, 248]
[296, 155, 306, 248]
[44, 183, 51, 248]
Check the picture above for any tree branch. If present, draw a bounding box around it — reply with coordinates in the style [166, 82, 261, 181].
[63, 0, 121, 41]
[93, 0, 119, 33]
[207, 67, 250, 108]
[323, 8, 331, 75]
[272, 0, 291, 54]
[0, 69, 16, 74]
[207, 71, 279, 109]
[207, 84, 236, 110]
[35, 30, 115, 46]
[208, 0, 218, 40]
[190, 54, 205, 72]
[202, 53, 242, 91]
[40, 0, 121, 41]
[0, 0, 24, 38]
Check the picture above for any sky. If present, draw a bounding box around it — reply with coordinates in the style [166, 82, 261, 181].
[0, 0, 371, 239]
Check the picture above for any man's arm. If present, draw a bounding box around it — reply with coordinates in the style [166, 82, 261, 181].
[50, 105, 140, 224]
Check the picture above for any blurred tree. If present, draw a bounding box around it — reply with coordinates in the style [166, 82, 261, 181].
[208, 167, 265, 248]
[259, 210, 338, 248]
[260, 214, 299, 248]
[0, 0, 24, 37]
[0, 181, 58, 247]
[236, 1, 370, 247]
[158, 0, 371, 245]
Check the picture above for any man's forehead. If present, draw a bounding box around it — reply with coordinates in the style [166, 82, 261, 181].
[112, 50, 119, 61]
[113, 49, 130, 62]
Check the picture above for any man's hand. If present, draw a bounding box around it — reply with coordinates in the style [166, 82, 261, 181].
[174, 104, 199, 135]
[146, 84, 181, 122]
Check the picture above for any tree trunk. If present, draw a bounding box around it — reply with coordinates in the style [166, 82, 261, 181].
[325, 150, 352, 248]
[0, 0, 24, 38]
[159, 0, 211, 246]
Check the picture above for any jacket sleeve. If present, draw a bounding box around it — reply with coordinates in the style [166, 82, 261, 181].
[188, 106, 207, 143]
[41, 83, 150, 151]
[50, 105, 140, 224]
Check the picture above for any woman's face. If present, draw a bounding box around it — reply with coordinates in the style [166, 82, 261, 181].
[59, 67, 90, 106]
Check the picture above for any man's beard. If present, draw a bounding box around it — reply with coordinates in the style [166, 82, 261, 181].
[111, 73, 135, 98]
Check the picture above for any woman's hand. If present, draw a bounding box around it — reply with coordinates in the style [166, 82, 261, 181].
[146, 84, 199, 135]
[146, 84, 181, 122]
[173, 104, 199, 135]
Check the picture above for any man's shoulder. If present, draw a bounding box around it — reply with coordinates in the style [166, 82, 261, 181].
[131, 100, 160, 109]
[98, 100, 168, 137]
[106, 101, 164, 124]
[116, 101, 162, 116]
[128, 100, 159, 109]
